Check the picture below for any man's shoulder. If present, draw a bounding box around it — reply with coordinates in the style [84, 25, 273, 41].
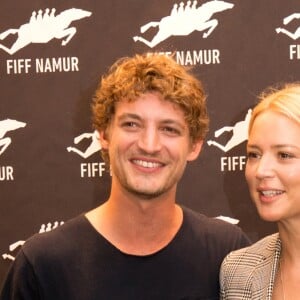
[22, 214, 90, 258]
[182, 206, 245, 234]
[181, 206, 251, 249]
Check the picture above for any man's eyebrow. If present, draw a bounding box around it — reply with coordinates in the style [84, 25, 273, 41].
[160, 119, 186, 129]
[117, 113, 141, 120]
[117, 113, 187, 129]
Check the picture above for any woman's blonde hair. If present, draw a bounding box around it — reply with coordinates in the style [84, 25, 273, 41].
[249, 82, 300, 134]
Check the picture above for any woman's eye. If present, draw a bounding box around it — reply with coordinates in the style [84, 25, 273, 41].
[279, 152, 293, 159]
[247, 152, 260, 159]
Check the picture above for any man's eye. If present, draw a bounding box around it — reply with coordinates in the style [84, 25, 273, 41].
[123, 122, 137, 128]
[162, 127, 180, 135]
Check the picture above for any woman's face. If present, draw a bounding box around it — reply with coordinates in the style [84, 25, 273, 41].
[245, 110, 300, 222]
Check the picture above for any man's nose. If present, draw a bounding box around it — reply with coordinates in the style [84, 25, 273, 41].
[137, 127, 162, 153]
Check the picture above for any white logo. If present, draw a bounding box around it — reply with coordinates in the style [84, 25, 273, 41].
[215, 215, 239, 225]
[67, 131, 107, 178]
[67, 130, 101, 159]
[133, 0, 234, 48]
[207, 109, 252, 152]
[0, 119, 26, 156]
[276, 13, 300, 40]
[0, 8, 92, 55]
[2, 221, 64, 261]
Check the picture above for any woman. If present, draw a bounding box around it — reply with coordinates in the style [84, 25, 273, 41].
[220, 82, 300, 299]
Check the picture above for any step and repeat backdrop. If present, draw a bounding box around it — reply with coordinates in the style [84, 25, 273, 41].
[0, 0, 299, 284]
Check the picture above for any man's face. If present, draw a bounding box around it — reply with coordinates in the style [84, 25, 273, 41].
[100, 92, 203, 200]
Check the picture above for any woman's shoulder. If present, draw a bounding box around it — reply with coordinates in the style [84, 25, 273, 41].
[224, 232, 280, 265]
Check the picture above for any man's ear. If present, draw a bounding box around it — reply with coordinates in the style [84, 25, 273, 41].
[98, 129, 109, 150]
[187, 139, 203, 162]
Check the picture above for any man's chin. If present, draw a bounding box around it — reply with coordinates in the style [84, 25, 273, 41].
[127, 186, 165, 200]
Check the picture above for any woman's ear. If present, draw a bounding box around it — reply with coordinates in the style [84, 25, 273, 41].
[187, 139, 203, 162]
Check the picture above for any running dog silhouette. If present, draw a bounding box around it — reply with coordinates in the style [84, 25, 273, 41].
[0, 8, 92, 54]
[67, 130, 101, 159]
[2, 222, 64, 261]
[276, 13, 300, 40]
[207, 109, 252, 152]
[0, 119, 26, 156]
[133, 0, 234, 48]
[2, 240, 26, 261]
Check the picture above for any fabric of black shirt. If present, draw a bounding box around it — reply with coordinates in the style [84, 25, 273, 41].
[0, 206, 250, 300]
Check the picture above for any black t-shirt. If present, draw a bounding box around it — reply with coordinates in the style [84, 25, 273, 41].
[0, 206, 250, 300]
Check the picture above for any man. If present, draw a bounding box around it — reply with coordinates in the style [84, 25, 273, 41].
[0, 53, 250, 299]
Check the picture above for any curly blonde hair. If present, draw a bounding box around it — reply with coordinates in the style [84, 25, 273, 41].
[92, 53, 209, 164]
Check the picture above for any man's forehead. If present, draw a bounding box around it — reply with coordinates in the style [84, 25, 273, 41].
[116, 93, 183, 112]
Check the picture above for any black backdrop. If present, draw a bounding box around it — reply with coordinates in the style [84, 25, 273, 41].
[1, 0, 299, 284]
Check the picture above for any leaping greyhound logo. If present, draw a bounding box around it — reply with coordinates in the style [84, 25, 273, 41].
[207, 109, 252, 152]
[67, 130, 101, 159]
[0, 8, 92, 55]
[276, 13, 300, 40]
[0, 119, 26, 156]
[133, 0, 234, 48]
[2, 221, 64, 261]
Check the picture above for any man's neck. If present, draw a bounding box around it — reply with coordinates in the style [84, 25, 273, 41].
[85, 196, 183, 256]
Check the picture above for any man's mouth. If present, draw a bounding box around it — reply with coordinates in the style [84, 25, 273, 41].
[132, 159, 162, 168]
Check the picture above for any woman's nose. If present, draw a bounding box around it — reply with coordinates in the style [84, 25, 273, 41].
[255, 156, 275, 179]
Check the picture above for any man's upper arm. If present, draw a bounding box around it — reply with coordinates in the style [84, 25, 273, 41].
[0, 249, 40, 300]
